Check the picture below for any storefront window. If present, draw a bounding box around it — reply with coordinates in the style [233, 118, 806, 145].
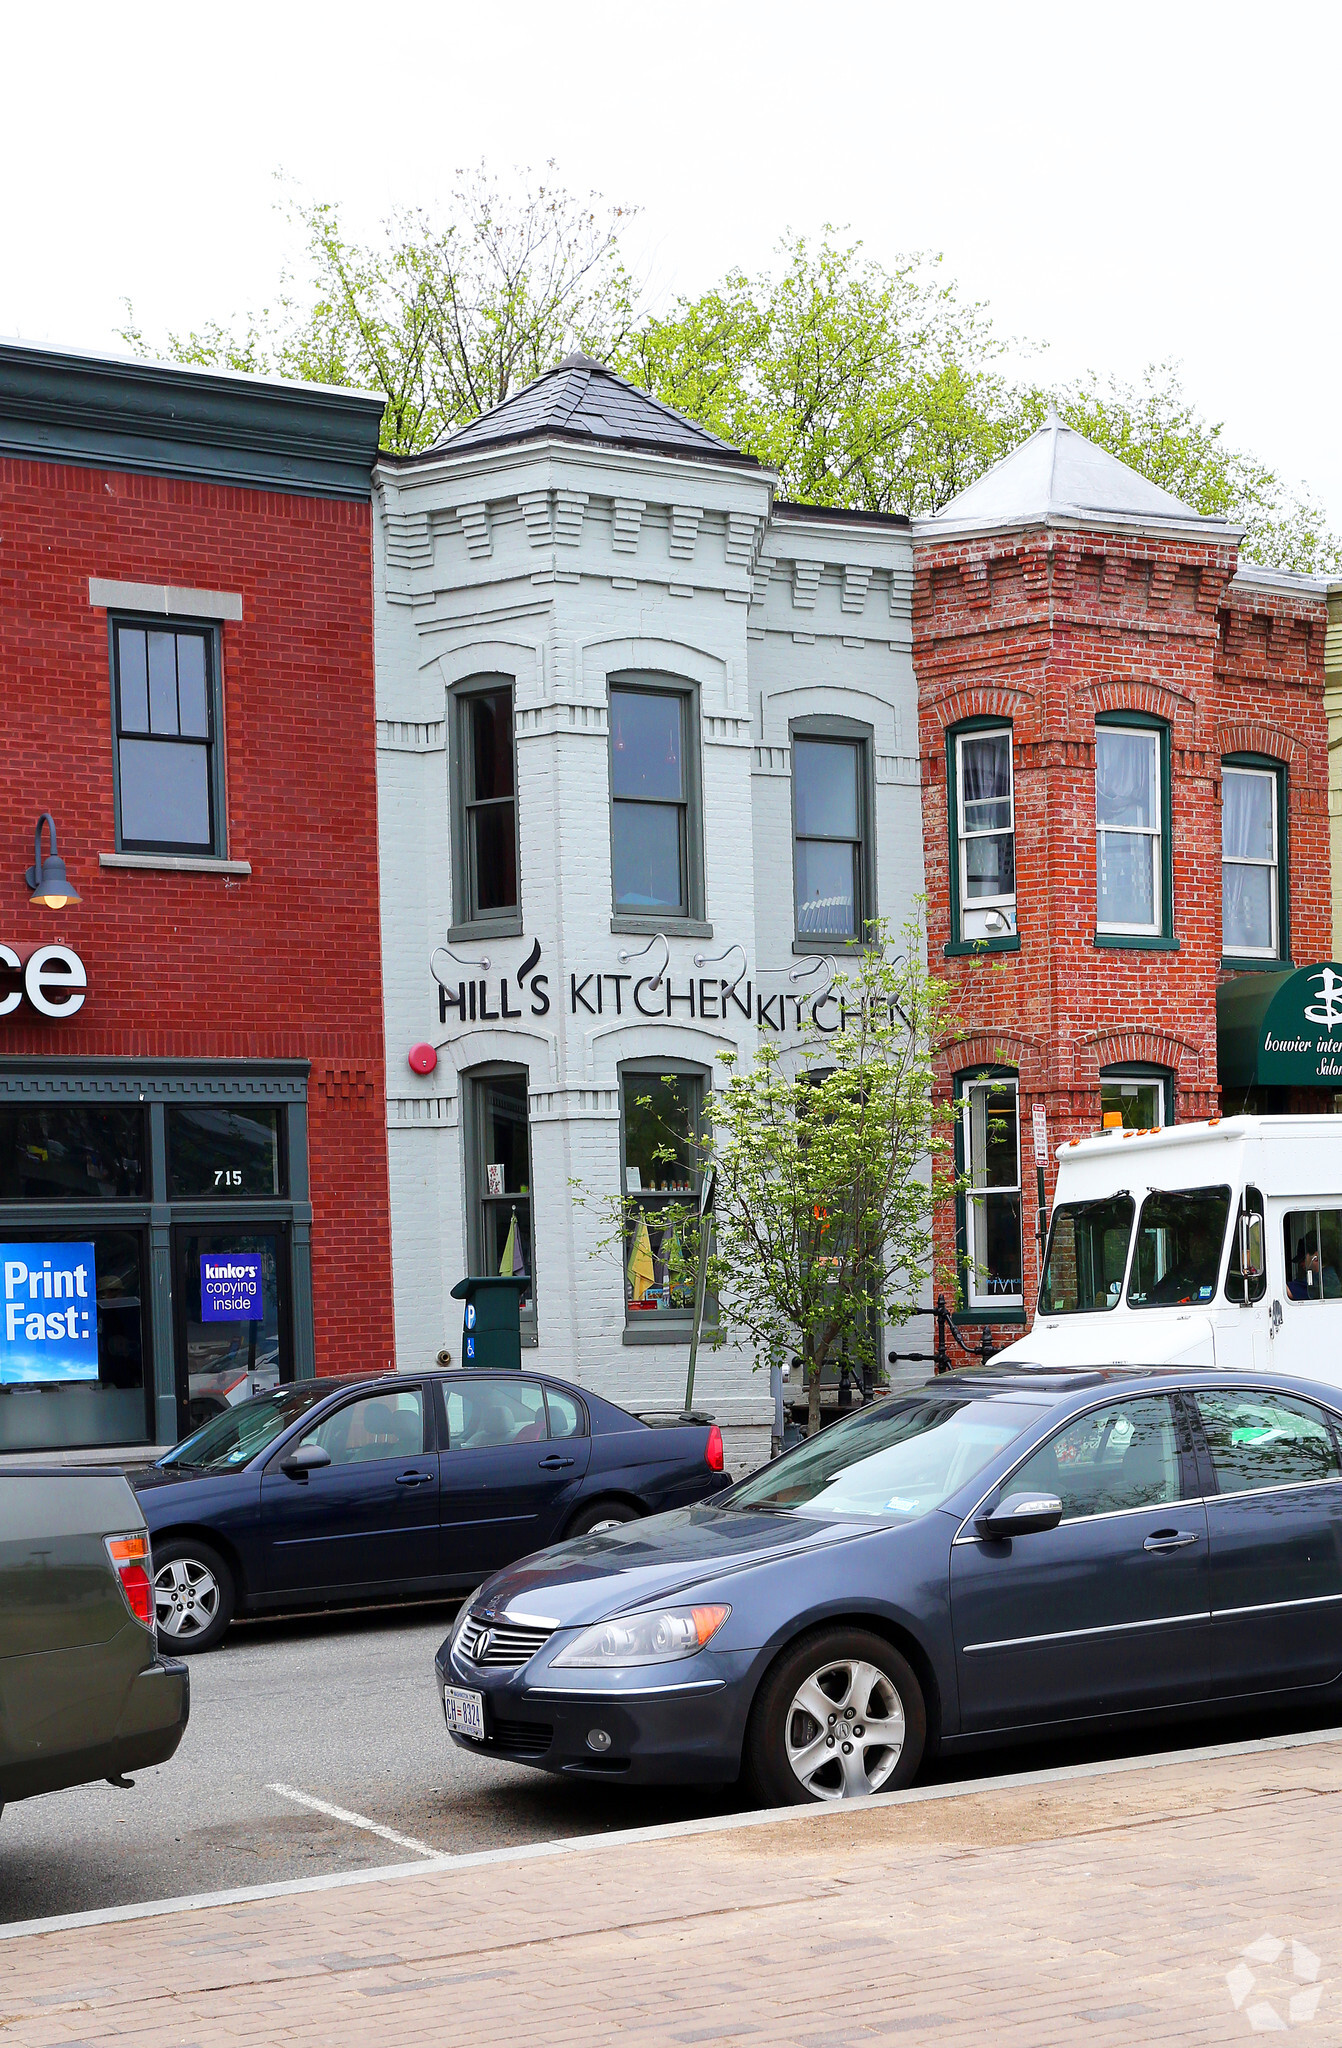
[794, 737, 866, 941]
[622, 1069, 704, 1323]
[610, 686, 689, 916]
[0, 1104, 145, 1200]
[0, 1227, 150, 1450]
[176, 1227, 290, 1429]
[1222, 763, 1282, 959]
[113, 621, 221, 854]
[467, 1070, 534, 1322]
[959, 1074, 1022, 1311]
[1096, 724, 1163, 935]
[167, 1104, 282, 1198]
[1099, 1072, 1168, 1130]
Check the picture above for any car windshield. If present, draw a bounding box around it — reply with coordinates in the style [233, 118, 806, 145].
[161, 1385, 330, 1470]
[1038, 1196, 1135, 1314]
[1126, 1185, 1231, 1309]
[721, 1396, 1046, 1521]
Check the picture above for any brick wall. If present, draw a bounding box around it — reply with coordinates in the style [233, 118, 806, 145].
[912, 528, 1329, 1344]
[0, 455, 394, 1374]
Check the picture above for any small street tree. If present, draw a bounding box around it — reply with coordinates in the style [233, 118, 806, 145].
[576, 922, 959, 1436]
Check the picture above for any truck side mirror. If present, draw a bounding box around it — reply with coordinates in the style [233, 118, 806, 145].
[1238, 1211, 1265, 1286]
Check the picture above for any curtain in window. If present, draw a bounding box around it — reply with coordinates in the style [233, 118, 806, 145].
[1222, 770, 1275, 954]
[1096, 731, 1156, 826]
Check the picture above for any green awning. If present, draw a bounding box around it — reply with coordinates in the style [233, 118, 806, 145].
[1217, 964, 1342, 1090]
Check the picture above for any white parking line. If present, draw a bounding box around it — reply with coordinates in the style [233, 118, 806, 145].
[265, 1782, 443, 1860]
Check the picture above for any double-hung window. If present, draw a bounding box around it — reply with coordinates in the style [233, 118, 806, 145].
[610, 684, 698, 921]
[112, 621, 222, 854]
[1095, 720, 1166, 938]
[453, 682, 519, 930]
[792, 730, 872, 944]
[953, 726, 1016, 941]
[1222, 762, 1283, 960]
[958, 1074, 1023, 1313]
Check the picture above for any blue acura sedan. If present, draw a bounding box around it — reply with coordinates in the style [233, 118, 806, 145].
[132, 1369, 728, 1652]
[437, 1364, 1342, 1802]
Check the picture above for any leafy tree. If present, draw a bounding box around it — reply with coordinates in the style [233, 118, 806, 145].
[617, 233, 1017, 518]
[121, 164, 640, 454]
[575, 922, 959, 1437]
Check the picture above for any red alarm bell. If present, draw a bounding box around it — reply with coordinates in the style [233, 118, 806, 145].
[407, 1043, 438, 1075]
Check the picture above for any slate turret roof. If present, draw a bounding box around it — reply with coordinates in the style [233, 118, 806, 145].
[426, 353, 759, 467]
[922, 415, 1237, 541]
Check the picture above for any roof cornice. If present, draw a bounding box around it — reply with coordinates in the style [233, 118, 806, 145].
[911, 511, 1245, 551]
[0, 339, 385, 500]
[375, 433, 777, 505]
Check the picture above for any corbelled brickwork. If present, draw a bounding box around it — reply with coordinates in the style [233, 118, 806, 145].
[913, 522, 1329, 1335]
[0, 454, 394, 1375]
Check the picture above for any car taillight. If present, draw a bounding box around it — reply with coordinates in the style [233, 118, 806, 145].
[106, 1532, 154, 1629]
[705, 1424, 724, 1472]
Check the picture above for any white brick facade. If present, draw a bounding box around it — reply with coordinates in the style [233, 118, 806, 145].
[374, 376, 923, 1444]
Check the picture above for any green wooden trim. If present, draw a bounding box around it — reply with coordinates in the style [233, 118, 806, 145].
[945, 714, 1016, 949]
[1221, 752, 1290, 966]
[950, 1063, 1024, 1321]
[944, 934, 1021, 957]
[1099, 1060, 1176, 1127]
[1095, 710, 1174, 941]
[1092, 933, 1181, 952]
[0, 340, 382, 500]
[952, 1306, 1028, 1328]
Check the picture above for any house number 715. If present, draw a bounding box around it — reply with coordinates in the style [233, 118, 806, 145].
[214, 1169, 243, 1187]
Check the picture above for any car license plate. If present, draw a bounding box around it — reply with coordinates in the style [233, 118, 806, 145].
[444, 1686, 485, 1740]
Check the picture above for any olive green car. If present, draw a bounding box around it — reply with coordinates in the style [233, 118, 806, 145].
[0, 1469, 189, 1811]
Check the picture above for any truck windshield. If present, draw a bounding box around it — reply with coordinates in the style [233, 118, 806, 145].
[1038, 1196, 1134, 1314]
[161, 1385, 329, 1470]
[721, 1395, 1044, 1521]
[1126, 1185, 1232, 1309]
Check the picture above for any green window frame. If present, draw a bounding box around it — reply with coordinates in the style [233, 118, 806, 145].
[1099, 1064, 1175, 1131]
[790, 715, 876, 953]
[608, 677, 708, 935]
[462, 1064, 536, 1342]
[1093, 711, 1176, 951]
[944, 717, 1020, 957]
[1221, 753, 1290, 969]
[618, 1059, 711, 1344]
[952, 1067, 1026, 1325]
[109, 616, 227, 857]
[449, 677, 522, 940]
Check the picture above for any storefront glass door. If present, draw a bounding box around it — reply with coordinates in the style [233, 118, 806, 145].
[174, 1226, 292, 1435]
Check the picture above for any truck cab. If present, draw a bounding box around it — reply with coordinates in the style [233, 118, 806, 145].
[995, 1115, 1342, 1384]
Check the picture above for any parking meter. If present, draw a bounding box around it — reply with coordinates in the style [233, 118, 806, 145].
[450, 1275, 527, 1370]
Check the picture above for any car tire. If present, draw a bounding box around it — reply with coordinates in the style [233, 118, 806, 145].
[567, 1499, 641, 1538]
[744, 1626, 926, 1806]
[153, 1537, 236, 1654]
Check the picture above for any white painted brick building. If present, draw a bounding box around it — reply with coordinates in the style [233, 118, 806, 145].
[374, 357, 922, 1466]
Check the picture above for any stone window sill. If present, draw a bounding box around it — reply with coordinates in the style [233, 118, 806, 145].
[100, 852, 251, 877]
[611, 916, 713, 939]
[622, 1322, 719, 1346]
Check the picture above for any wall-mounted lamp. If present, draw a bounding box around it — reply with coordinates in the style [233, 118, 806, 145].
[617, 931, 670, 991]
[694, 941, 748, 997]
[26, 814, 81, 909]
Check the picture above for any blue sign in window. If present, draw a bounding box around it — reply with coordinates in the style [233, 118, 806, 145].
[1, 1242, 99, 1382]
[200, 1253, 264, 1322]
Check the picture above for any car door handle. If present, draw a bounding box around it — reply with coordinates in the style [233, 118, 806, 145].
[1143, 1529, 1200, 1551]
[395, 1471, 433, 1486]
[538, 1455, 575, 1470]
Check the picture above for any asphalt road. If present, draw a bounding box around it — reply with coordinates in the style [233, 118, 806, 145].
[3, 1600, 1340, 1927]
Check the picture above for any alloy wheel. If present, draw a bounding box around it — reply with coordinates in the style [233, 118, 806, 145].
[154, 1555, 221, 1642]
[783, 1657, 906, 1799]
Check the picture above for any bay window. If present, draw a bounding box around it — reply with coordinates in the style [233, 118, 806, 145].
[1222, 761, 1285, 961]
[1095, 718, 1170, 940]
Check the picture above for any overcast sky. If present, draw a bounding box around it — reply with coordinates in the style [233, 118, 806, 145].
[3, 0, 1337, 529]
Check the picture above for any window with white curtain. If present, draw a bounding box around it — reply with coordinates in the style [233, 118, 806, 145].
[1096, 725, 1163, 934]
[1222, 765, 1280, 958]
[955, 728, 1016, 939]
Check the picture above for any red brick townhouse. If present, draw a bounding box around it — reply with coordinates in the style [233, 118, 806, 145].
[912, 420, 1330, 1345]
[0, 340, 393, 1453]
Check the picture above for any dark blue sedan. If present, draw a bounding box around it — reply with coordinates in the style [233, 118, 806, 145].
[132, 1370, 728, 1652]
[436, 1364, 1342, 1802]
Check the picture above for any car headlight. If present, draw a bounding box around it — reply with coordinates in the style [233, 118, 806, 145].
[450, 1587, 484, 1653]
[551, 1603, 731, 1668]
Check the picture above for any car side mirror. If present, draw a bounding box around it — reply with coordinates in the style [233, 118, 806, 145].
[975, 1491, 1064, 1539]
[280, 1444, 331, 1480]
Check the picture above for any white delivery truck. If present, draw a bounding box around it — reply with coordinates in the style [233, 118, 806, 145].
[994, 1115, 1342, 1384]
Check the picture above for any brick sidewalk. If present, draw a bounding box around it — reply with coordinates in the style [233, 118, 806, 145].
[5, 1738, 1342, 2047]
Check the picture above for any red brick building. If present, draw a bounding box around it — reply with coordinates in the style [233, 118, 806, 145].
[911, 420, 1330, 1345]
[0, 341, 393, 1452]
